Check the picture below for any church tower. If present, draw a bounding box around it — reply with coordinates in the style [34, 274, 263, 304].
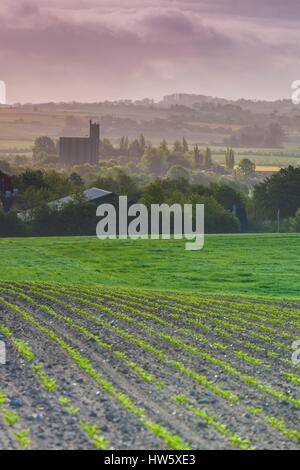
[89, 120, 100, 164]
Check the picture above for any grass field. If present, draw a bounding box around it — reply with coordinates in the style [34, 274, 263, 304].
[0, 234, 299, 450]
[0, 233, 300, 298]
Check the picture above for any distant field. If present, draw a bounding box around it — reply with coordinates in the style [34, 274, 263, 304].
[0, 233, 299, 298]
[210, 147, 300, 167]
[214, 154, 300, 166]
[0, 140, 32, 149]
[0, 107, 300, 166]
[0, 108, 93, 152]
[255, 165, 283, 172]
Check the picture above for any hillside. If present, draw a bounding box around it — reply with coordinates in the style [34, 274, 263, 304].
[1, 94, 300, 155]
[0, 233, 299, 298]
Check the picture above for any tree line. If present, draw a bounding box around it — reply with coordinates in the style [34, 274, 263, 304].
[0, 169, 243, 237]
[3, 161, 300, 238]
[30, 134, 257, 180]
[0, 159, 300, 236]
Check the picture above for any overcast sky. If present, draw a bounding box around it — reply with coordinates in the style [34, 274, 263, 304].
[1, 0, 300, 103]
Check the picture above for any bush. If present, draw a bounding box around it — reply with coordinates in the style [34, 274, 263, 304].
[31, 198, 96, 236]
[188, 195, 241, 233]
[0, 209, 27, 237]
[166, 165, 190, 181]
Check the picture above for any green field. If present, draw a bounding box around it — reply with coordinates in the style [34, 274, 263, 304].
[1, 233, 299, 299]
[209, 146, 300, 167]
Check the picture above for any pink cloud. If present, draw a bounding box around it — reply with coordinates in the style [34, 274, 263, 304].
[0, 1, 299, 102]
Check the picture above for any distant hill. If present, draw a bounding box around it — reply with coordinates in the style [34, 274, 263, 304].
[159, 93, 295, 115]
[1, 93, 299, 149]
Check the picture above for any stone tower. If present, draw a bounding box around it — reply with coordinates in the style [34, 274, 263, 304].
[89, 120, 100, 164]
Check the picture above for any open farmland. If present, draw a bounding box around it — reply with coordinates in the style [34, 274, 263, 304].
[0, 281, 299, 450]
[2, 105, 300, 165]
[0, 234, 299, 450]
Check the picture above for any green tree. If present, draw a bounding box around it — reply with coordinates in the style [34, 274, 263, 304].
[115, 170, 139, 200]
[100, 138, 115, 157]
[173, 140, 183, 153]
[237, 158, 256, 177]
[188, 194, 240, 233]
[225, 148, 235, 171]
[166, 165, 190, 181]
[211, 184, 243, 210]
[70, 173, 84, 188]
[254, 166, 300, 220]
[21, 187, 52, 221]
[58, 195, 96, 236]
[93, 171, 139, 201]
[138, 134, 146, 154]
[43, 170, 73, 197]
[141, 146, 164, 176]
[140, 180, 166, 207]
[182, 137, 189, 153]
[119, 136, 129, 155]
[33, 136, 56, 161]
[159, 139, 169, 154]
[128, 139, 141, 159]
[193, 145, 202, 168]
[0, 208, 27, 237]
[165, 152, 190, 170]
[204, 147, 212, 168]
[16, 170, 45, 191]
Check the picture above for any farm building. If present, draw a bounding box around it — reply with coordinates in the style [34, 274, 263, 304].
[18, 187, 117, 223]
[59, 120, 100, 165]
[50, 187, 116, 210]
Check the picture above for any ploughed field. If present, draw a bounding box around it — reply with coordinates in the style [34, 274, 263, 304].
[0, 281, 299, 450]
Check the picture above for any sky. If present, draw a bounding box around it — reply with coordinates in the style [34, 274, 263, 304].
[1, 0, 300, 103]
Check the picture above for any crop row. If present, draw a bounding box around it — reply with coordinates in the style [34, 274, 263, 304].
[0, 321, 110, 450]
[6, 284, 300, 446]
[96, 287, 298, 346]
[37, 283, 300, 404]
[98, 288, 300, 372]
[45, 282, 297, 366]
[67, 285, 295, 369]
[0, 288, 257, 449]
[0, 387, 31, 450]
[122, 287, 300, 321]
[0, 295, 192, 450]
[98, 284, 300, 331]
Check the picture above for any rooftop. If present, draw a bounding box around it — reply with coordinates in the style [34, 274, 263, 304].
[51, 187, 113, 209]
